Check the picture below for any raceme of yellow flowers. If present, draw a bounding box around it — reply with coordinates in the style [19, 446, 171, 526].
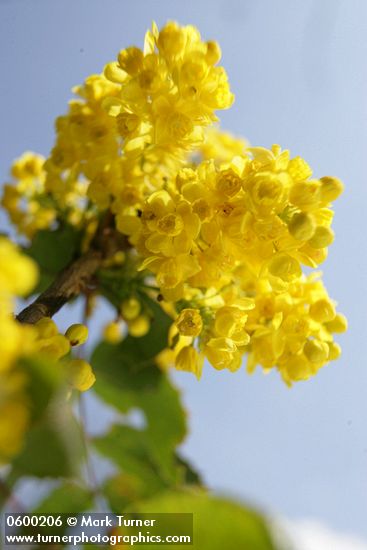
[2, 22, 346, 394]
[0, 238, 95, 463]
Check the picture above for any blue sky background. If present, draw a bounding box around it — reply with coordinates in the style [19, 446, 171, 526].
[1, 0, 367, 541]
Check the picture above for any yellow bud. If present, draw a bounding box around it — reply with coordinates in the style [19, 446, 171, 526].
[328, 342, 342, 360]
[325, 313, 348, 333]
[103, 322, 123, 344]
[268, 253, 301, 281]
[281, 354, 313, 383]
[117, 46, 144, 74]
[205, 40, 222, 64]
[308, 226, 334, 249]
[319, 176, 344, 203]
[67, 359, 96, 391]
[157, 22, 186, 56]
[288, 212, 315, 241]
[176, 309, 203, 337]
[104, 62, 128, 84]
[113, 251, 126, 265]
[121, 297, 141, 321]
[36, 317, 58, 338]
[175, 346, 204, 379]
[38, 334, 71, 360]
[65, 323, 89, 346]
[309, 299, 336, 323]
[303, 340, 329, 363]
[128, 315, 150, 338]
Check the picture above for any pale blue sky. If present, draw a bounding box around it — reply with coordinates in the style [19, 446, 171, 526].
[1, 0, 367, 541]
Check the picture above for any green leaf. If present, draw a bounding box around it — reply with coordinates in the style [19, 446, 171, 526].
[126, 491, 279, 550]
[34, 482, 93, 513]
[18, 483, 94, 539]
[95, 426, 169, 496]
[91, 293, 202, 503]
[24, 224, 82, 294]
[12, 357, 83, 478]
[13, 408, 82, 478]
[22, 356, 64, 422]
[90, 295, 172, 412]
[138, 376, 187, 474]
[92, 366, 187, 483]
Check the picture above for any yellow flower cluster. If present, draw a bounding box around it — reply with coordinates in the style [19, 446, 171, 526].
[2, 22, 346, 385]
[120, 145, 343, 295]
[1, 151, 90, 238]
[0, 239, 95, 463]
[150, 142, 346, 381]
[158, 269, 346, 384]
[2, 23, 234, 242]
[1, 153, 56, 238]
[245, 273, 347, 385]
[104, 21, 233, 154]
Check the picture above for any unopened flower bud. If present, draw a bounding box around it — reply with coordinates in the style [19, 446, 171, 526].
[67, 359, 96, 391]
[65, 323, 88, 346]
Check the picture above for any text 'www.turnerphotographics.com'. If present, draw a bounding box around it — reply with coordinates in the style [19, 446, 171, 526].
[5, 513, 193, 546]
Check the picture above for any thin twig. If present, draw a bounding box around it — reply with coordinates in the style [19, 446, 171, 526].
[17, 249, 103, 324]
[17, 213, 130, 325]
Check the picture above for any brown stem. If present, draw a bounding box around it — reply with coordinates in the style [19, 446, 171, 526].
[16, 249, 103, 324]
[17, 213, 129, 325]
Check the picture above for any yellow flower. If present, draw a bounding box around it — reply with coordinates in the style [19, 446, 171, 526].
[268, 253, 302, 282]
[205, 338, 242, 372]
[214, 306, 250, 345]
[176, 309, 203, 337]
[175, 346, 204, 379]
